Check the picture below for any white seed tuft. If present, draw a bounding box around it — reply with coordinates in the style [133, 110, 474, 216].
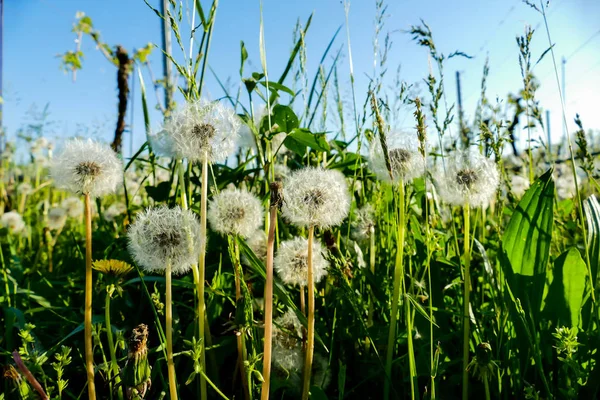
[152, 99, 240, 164]
[435, 150, 499, 207]
[282, 167, 350, 228]
[61, 197, 84, 218]
[208, 189, 263, 238]
[47, 207, 67, 231]
[128, 206, 201, 275]
[274, 237, 329, 287]
[1, 211, 25, 234]
[51, 138, 122, 198]
[369, 131, 425, 184]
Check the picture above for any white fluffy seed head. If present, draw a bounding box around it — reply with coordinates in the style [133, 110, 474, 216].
[274, 237, 329, 287]
[127, 206, 201, 275]
[104, 203, 127, 222]
[152, 99, 240, 164]
[369, 131, 425, 184]
[51, 138, 122, 198]
[1, 211, 25, 234]
[246, 230, 267, 263]
[282, 167, 350, 228]
[351, 204, 376, 242]
[272, 309, 304, 373]
[435, 150, 499, 207]
[208, 189, 263, 238]
[61, 197, 84, 218]
[47, 207, 67, 231]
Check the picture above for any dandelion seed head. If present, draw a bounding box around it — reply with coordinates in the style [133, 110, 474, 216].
[369, 131, 425, 184]
[208, 189, 263, 238]
[288, 353, 331, 392]
[47, 207, 67, 231]
[510, 175, 530, 198]
[282, 167, 350, 228]
[245, 230, 267, 263]
[272, 309, 304, 373]
[17, 183, 33, 196]
[1, 211, 25, 234]
[128, 206, 201, 275]
[51, 138, 122, 198]
[351, 204, 376, 242]
[152, 99, 240, 164]
[105, 203, 127, 222]
[436, 151, 499, 207]
[274, 237, 329, 287]
[61, 197, 84, 218]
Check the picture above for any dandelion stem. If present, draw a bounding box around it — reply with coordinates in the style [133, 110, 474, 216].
[484, 377, 491, 400]
[83, 193, 96, 400]
[260, 182, 280, 400]
[233, 238, 250, 400]
[384, 181, 405, 400]
[105, 289, 124, 400]
[165, 258, 178, 400]
[462, 204, 471, 400]
[302, 225, 316, 400]
[198, 158, 209, 400]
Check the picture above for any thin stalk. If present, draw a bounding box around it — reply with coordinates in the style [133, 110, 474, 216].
[426, 196, 436, 399]
[105, 289, 124, 400]
[198, 158, 209, 399]
[384, 181, 405, 400]
[404, 280, 417, 399]
[233, 239, 250, 400]
[484, 377, 491, 400]
[366, 225, 376, 352]
[179, 159, 207, 400]
[260, 183, 280, 400]
[83, 193, 96, 400]
[165, 258, 178, 400]
[462, 205, 471, 400]
[301, 225, 316, 400]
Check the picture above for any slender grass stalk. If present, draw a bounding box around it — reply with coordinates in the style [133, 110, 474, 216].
[404, 280, 417, 399]
[198, 158, 209, 399]
[232, 238, 250, 400]
[178, 159, 208, 400]
[366, 224, 376, 353]
[302, 225, 316, 400]
[484, 377, 491, 400]
[462, 205, 471, 400]
[165, 258, 178, 400]
[260, 182, 281, 400]
[83, 193, 96, 400]
[105, 287, 124, 400]
[384, 181, 405, 400]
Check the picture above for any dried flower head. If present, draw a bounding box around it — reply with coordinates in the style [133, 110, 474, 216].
[51, 138, 122, 198]
[128, 206, 201, 275]
[61, 197, 84, 218]
[1, 211, 25, 234]
[282, 167, 350, 228]
[208, 189, 263, 238]
[435, 151, 499, 207]
[274, 237, 329, 287]
[351, 204, 376, 242]
[123, 323, 151, 399]
[152, 99, 240, 164]
[47, 207, 67, 231]
[369, 131, 425, 184]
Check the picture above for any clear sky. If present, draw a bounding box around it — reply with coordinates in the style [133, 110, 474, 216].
[4, 0, 600, 159]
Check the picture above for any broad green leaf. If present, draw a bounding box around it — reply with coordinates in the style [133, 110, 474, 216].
[260, 104, 299, 134]
[258, 80, 295, 96]
[584, 194, 600, 283]
[283, 128, 330, 156]
[502, 168, 554, 317]
[544, 248, 587, 328]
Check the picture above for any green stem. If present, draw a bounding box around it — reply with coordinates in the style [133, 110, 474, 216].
[484, 377, 491, 400]
[366, 225, 376, 352]
[84, 193, 96, 400]
[462, 205, 471, 400]
[165, 258, 178, 400]
[384, 181, 405, 400]
[105, 290, 124, 400]
[301, 225, 316, 400]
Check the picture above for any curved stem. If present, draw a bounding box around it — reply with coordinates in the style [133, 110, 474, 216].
[105, 290, 124, 400]
[260, 198, 278, 400]
[462, 205, 471, 400]
[166, 259, 178, 400]
[84, 193, 96, 400]
[384, 181, 405, 400]
[301, 225, 316, 400]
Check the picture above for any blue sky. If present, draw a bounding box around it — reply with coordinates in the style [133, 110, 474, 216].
[4, 0, 600, 159]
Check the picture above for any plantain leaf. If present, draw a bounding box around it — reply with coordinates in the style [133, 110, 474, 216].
[584, 195, 600, 284]
[544, 248, 587, 329]
[502, 168, 554, 318]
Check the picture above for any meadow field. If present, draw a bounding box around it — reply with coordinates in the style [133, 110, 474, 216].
[2, 1, 600, 399]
